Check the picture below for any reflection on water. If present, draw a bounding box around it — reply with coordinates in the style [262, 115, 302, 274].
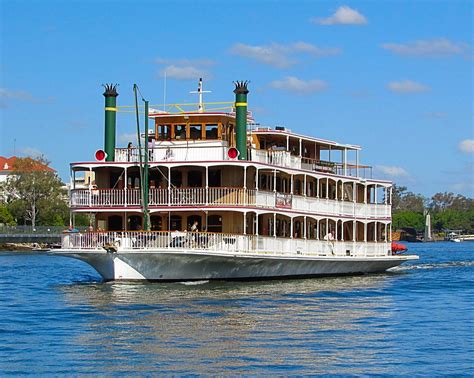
[1, 244, 472, 375]
[59, 275, 398, 374]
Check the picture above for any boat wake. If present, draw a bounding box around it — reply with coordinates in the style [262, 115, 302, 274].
[389, 260, 474, 272]
[178, 280, 210, 286]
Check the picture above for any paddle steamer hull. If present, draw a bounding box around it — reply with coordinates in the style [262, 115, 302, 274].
[55, 249, 418, 281]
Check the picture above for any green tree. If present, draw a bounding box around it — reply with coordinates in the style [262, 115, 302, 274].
[0, 204, 16, 226]
[392, 211, 425, 231]
[1, 157, 68, 227]
[392, 184, 426, 213]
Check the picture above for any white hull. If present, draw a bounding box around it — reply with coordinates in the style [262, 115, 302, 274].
[53, 249, 418, 281]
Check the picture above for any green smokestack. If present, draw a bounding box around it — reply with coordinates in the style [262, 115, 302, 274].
[103, 84, 119, 161]
[234, 81, 249, 160]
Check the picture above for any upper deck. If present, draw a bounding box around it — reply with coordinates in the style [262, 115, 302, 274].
[104, 110, 373, 180]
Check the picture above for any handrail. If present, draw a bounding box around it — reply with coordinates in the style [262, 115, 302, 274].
[61, 230, 392, 257]
[69, 187, 389, 217]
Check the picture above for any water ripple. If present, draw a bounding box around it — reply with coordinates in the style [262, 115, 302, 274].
[0, 243, 473, 375]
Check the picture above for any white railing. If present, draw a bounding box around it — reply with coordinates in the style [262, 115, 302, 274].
[252, 149, 301, 169]
[71, 187, 257, 208]
[61, 231, 391, 258]
[115, 145, 226, 163]
[70, 188, 390, 217]
[71, 189, 141, 207]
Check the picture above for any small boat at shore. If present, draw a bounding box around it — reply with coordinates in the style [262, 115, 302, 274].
[51, 80, 418, 281]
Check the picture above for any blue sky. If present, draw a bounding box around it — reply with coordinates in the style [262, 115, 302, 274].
[1, 0, 472, 197]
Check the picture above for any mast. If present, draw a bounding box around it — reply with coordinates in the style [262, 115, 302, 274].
[190, 78, 211, 113]
[143, 100, 150, 231]
[133, 84, 150, 231]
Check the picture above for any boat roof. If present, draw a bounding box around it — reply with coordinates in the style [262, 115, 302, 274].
[251, 128, 361, 151]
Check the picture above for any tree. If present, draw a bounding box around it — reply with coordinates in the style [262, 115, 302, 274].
[392, 184, 426, 213]
[1, 157, 67, 228]
[392, 211, 425, 231]
[0, 204, 16, 226]
[429, 192, 474, 212]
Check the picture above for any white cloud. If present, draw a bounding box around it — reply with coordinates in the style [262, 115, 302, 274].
[381, 38, 470, 57]
[0, 88, 35, 108]
[20, 147, 45, 159]
[0, 88, 53, 108]
[459, 139, 474, 154]
[312, 6, 367, 25]
[155, 58, 214, 80]
[229, 42, 341, 68]
[425, 112, 447, 119]
[387, 80, 429, 93]
[156, 57, 215, 67]
[160, 65, 209, 80]
[0, 88, 35, 101]
[270, 76, 328, 94]
[375, 165, 409, 177]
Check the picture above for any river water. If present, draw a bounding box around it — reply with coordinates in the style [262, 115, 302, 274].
[0, 242, 472, 375]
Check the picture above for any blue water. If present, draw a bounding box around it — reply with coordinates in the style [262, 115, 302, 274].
[0, 242, 472, 375]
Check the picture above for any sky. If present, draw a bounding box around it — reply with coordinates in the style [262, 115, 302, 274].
[0, 0, 472, 197]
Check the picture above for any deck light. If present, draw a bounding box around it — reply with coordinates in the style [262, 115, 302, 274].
[227, 147, 239, 159]
[95, 149, 107, 161]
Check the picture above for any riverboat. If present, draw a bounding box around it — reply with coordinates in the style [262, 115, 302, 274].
[53, 80, 418, 281]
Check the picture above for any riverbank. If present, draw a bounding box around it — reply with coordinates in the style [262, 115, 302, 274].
[0, 243, 51, 251]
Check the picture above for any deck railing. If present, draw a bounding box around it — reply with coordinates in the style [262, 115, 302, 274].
[61, 231, 391, 257]
[71, 187, 257, 208]
[70, 188, 389, 217]
[114, 147, 373, 179]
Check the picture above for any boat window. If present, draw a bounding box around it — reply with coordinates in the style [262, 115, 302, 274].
[170, 216, 182, 231]
[190, 124, 202, 140]
[174, 124, 187, 140]
[207, 215, 222, 233]
[205, 124, 218, 139]
[128, 215, 142, 231]
[171, 171, 182, 187]
[186, 215, 202, 231]
[109, 215, 123, 231]
[187, 170, 202, 187]
[150, 216, 162, 231]
[157, 124, 171, 140]
[208, 169, 221, 187]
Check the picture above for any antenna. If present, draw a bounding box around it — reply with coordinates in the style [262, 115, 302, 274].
[190, 78, 211, 113]
[163, 70, 167, 112]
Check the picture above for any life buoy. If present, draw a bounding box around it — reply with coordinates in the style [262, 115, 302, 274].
[391, 241, 407, 254]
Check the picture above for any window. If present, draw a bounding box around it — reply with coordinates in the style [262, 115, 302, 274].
[150, 216, 162, 231]
[157, 125, 171, 140]
[207, 215, 222, 233]
[205, 124, 218, 139]
[170, 215, 182, 231]
[187, 170, 202, 187]
[208, 169, 221, 187]
[189, 124, 202, 140]
[109, 215, 123, 231]
[174, 124, 186, 140]
[187, 215, 202, 231]
[171, 171, 182, 187]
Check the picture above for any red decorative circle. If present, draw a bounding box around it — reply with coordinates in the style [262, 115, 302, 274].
[227, 147, 239, 159]
[95, 149, 106, 161]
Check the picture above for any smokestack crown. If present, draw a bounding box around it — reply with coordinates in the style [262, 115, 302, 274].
[233, 81, 249, 95]
[103, 84, 119, 97]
